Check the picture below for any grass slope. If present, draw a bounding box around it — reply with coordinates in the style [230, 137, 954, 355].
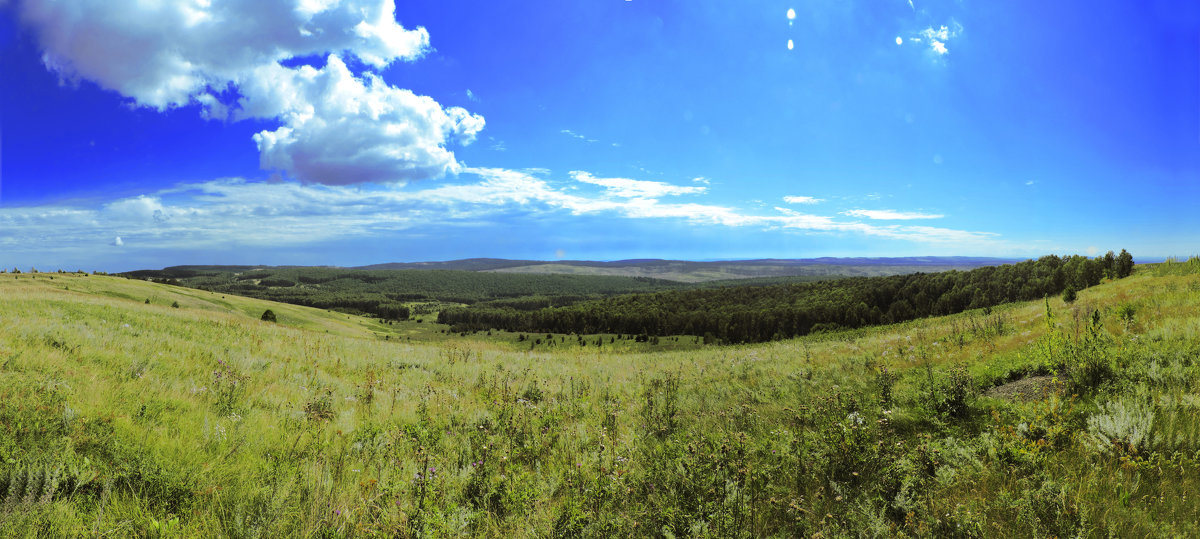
[1, 267, 1198, 536]
[9, 273, 394, 339]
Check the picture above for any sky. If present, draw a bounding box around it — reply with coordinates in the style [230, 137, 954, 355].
[1, 0, 1197, 271]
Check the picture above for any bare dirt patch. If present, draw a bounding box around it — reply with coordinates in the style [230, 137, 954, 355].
[983, 375, 1057, 401]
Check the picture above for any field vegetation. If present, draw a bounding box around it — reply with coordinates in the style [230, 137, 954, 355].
[118, 256, 1011, 323]
[440, 252, 1134, 343]
[120, 267, 691, 322]
[2, 254, 1198, 537]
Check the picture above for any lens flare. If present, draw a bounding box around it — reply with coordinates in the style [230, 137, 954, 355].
[787, 39, 794, 50]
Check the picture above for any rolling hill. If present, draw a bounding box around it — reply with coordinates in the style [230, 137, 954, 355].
[3, 261, 1198, 536]
[356, 256, 1017, 282]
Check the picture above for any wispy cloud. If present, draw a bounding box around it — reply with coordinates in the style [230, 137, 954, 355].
[783, 195, 823, 205]
[570, 171, 705, 198]
[560, 129, 597, 143]
[0, 169, 1010, 268]
[842, 209, 944, 220]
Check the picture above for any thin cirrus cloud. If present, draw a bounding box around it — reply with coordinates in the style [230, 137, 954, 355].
[843, 209, 945, 220]
[0, 168, 1006, 265]
[783, 195, 823, 205]
[560, 129, 595, 142]
[16, 0, 483, 185]
[570, 171, 706, 198]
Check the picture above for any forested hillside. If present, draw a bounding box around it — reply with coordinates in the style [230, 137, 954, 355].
[120, 266, 686, 320]
[439, 251, 1135, 343]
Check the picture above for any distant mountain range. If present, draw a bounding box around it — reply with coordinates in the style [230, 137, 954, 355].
[352, 256, 1022, 282]
[145, 257, 1022, 284]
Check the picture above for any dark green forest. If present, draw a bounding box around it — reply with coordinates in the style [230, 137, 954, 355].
[120, 266, 689, 320]
[438, 251, 1135, 343]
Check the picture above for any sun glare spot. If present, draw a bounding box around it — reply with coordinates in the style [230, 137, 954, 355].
[787, 39, 794, 50]
[787, 8, 796, 20]
[896, 36, 903, 45]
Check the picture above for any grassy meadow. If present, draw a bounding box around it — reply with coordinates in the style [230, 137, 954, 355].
[1, 265, 1199, 536]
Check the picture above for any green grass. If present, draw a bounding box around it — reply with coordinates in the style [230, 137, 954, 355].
[1, 268, 1199, 536]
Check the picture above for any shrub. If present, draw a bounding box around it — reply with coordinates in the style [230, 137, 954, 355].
[875, 366, 898, 409]
[1062, 286, 1077, 303]
[304, 389, 335, 422]
[1087, 398, 1155, 456]
[261, 309, 277, 322]
[171, 301, 180, 308]
[922, 363, 976, 419]
[640, 373, 680, 438]
[211, 360, 248, 416]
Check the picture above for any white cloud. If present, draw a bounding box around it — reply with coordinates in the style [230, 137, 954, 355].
[783, 195, 823, 205]
[570, 171, 706, 198]
[0, 169, 1012, 265]
[691, 177, 710, 185]
[104, 195, 171, 222]
[843, 209, 944, 220]
[915, 22, 962, 56]
[112, 236, 124, 247]
[560, 129, 597, 143]
[246, 57, 483, 184]
[466, 89, 478, 102]
[17, 0, 481, 185]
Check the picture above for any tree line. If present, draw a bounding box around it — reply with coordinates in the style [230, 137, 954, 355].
[438, 251, 1135, 343]
[120, 266, 685, 321]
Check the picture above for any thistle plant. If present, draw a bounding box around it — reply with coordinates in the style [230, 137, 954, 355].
[211, 359, 248, 416]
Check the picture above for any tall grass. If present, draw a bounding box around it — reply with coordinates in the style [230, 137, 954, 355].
[1148, 256, 1200, 276]
[0, 271, 1198, 536]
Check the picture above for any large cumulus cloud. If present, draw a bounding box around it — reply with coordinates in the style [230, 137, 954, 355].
[17, 0, 483, 184]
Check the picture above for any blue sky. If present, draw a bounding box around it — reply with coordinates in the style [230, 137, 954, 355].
[1, 0, 1197, 271]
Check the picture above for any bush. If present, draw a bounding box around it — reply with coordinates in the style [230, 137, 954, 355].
[171, 301, 180, 308]
[922, 363, 976, 419]
[1062, 286, 1077, 303]
[261, 309, 277, 323]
